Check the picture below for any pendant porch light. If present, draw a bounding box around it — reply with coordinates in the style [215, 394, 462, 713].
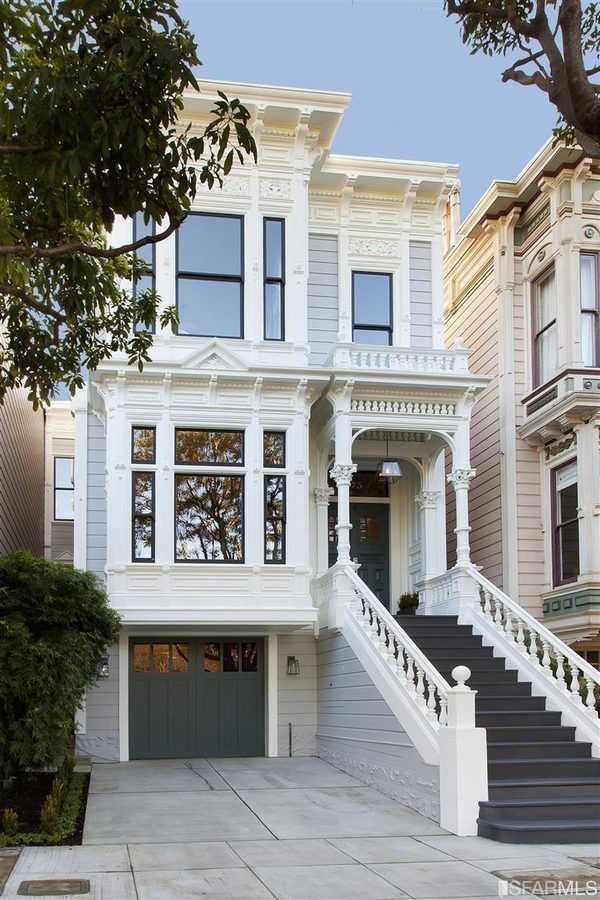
[377, 433, 403, 484]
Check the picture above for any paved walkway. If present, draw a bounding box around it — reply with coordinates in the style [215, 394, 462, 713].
[2, 758, 599, 898]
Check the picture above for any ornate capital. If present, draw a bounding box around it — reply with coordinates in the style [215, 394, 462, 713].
[314, 487, 334, 506]
[330, 463, 357, 487]
[447, 468, 476, 488]
[415, 490, 440, 510]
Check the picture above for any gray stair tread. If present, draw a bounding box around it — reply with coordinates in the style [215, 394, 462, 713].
[478, 818, 600, 830]
[488, 776, 600, 787]
[487, 741, 591, 749]
[481, 797, 600, 807]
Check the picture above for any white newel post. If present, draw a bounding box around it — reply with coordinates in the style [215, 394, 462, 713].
[314, 487, 334, 577]
[439, 666, 488, 836]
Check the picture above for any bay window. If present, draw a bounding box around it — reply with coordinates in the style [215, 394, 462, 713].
[580, 252, 599, 367]
[132, 472, 155, 562]
[264, 218, 285, 341]
[352, 272, 392, 345]
[174, 429, 244, 562]
[552, 460, 579, 586]
[176, 213, 243, 338]
[532, 267, 558, 387]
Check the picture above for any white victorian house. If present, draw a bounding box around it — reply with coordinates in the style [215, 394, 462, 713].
[73, 82, 600, 844]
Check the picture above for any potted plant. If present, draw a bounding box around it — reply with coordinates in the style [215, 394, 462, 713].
[398, 591, 419, 615]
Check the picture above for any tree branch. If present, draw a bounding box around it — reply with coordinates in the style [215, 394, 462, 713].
[0, 144, 48, 155]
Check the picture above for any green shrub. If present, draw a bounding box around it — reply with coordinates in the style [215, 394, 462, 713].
[0, 552, 121, 785]
[398, 591, 419, 613]
[2, 808, 19, 836]
[39, 794, 59, 834]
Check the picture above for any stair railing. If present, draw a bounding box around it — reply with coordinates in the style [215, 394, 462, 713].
[345, 565, 451, 732]
[465, 567, 600, 747]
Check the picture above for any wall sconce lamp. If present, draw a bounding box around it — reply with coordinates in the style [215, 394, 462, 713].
[287, 655, 300, 676]
[97, 657, 110, 678]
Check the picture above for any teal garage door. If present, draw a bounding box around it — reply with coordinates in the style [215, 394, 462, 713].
[129, 638, 264, 759]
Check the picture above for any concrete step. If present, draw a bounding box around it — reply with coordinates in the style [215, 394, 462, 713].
[487, 741, 592, 761]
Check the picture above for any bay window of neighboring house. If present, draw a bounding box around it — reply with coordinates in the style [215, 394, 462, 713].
[532, 266, 558, 388]
[352, 272, 393, 345]
[580, 252, 600, 367]
[552, 460, 580, 586]
[176, 213, 244, 338]
[133, 212, 156, 334]
[174, 429, 244, 562]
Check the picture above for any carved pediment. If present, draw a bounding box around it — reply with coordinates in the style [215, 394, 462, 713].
[180, 339, 248, 372]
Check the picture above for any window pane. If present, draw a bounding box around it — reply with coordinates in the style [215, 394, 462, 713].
[264, 432, 285, 467]
[178, 214, 242, 276]
[133, 517, 153, 560]
[559, 520, 580, 581]
[133, 427, 155, 463]
[265, 476, 284, 518]
[152, 644, 170, 673]
[134, 214, 154, 268]
[353, 327, 391, 346]
[175, 430, 243, 465]
[175, 474, 243, 561]
[172, 643, 189, 673]
[581, 312, 597, 366]
[204, 642, 220, 672]
[265, 219, 283, 279]
[133, 473, 153, 515]
[55, 489, 74, 520]
[242, 642, 258, 672]
[177, 278, 242, 337]
[353, 273, 391, 326]
[264, 282, 283, 340]
[223, 642, 239, 672]
[558, 481, 578, 524]
[265, 518, 284, 561]
[580, 254, 597, 311]
[536, 270, 556, 329]
[537, 323, 558, 383]
[133, 644, 151, 672]
[55, 458, 74, 489]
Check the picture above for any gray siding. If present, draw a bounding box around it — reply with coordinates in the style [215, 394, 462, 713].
[278, 633, 317, 756]
[317, 628, 440, 821]
[308, 234, 338, 365]
[76, 641, 120, 761]
[409, 241, 433, 349]
[86, 410, 106, 581]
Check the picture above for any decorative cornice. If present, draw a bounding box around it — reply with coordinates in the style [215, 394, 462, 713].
[545, 432, 577, 460]
[330, 463, 357, 487]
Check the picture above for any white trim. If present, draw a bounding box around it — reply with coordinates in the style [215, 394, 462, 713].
[118, 631, 129, 762]
[266, 633, 278, 757]
[72, 388, 88, 569]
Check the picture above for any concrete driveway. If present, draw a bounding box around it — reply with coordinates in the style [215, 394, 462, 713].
[2, 758, 598, 898]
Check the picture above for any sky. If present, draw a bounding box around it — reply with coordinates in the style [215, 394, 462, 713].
[179, 0, 556, 216]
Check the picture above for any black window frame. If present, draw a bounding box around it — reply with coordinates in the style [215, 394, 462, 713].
[131, 426, 156, 464]
[53, 456, 75, 521]
[174, 428, 245, 467]
[551, 459, 579, 587]
[132, 470, 155, 563]
[352, 271, 393, 345]
[263, 430, 286, 468]
[263, 217, 285, 341]
[175, 211, 244, 339]
[173, 472, 245, 564]
[264, 474, 286, 565]
[133, 212, 156, 335]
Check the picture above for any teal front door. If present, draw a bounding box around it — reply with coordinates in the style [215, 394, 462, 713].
[129, 638, 264, 759]
[329, 503, 390, 609]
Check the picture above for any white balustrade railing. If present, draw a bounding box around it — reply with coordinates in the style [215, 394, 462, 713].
[327, 341, 470, 375]
[345, 566, 451, 732]
[469, 568, 600, 724]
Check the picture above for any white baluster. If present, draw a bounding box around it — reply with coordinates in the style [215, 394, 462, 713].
[541, 640, 552, 677]
[584, 678, 597, 715]
[370, 606, 379, 640]
[555, 652, 567, 692]
[568, 664, 585, 706]
[439, 695, 448, 727]
[415, 666, 426, 711]
[505, 610, 515, 642]
[425, 677, 438, 725]
[482, 590, 493, 622]
[516, 617, 526, 653]
[378, 620, 388, 656]
[405, 654, 417, 696]
[493, 596, 504, 630]
[395, 646, 408, 686]
[387, 633, 397, 668]
[528, 629, 540, 665]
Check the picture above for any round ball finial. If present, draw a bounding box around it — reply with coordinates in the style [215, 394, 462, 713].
[451, 665, 471, 686]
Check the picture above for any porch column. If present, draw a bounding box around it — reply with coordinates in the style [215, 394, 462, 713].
[415, 490, 441, 581]
[447, 468, 476, 566]
[314, 487, 334, 576]
[330, 464, 356, 563]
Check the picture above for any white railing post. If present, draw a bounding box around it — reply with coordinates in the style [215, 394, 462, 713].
[439, 665, 488, 836]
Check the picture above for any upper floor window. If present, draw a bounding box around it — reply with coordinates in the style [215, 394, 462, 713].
[532, 267, 558, 387]
[176, 213, 243, 338]
[263, 431, 286, 564]
[352, 272, 392, 345]
[580, 252, 599, 367]
[552, 460, 579, 586]
[132, 427, 156, 464]
[133, 212, 156, 334]
[264, 218, 285, 341]
[54, 457, 74, 521]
